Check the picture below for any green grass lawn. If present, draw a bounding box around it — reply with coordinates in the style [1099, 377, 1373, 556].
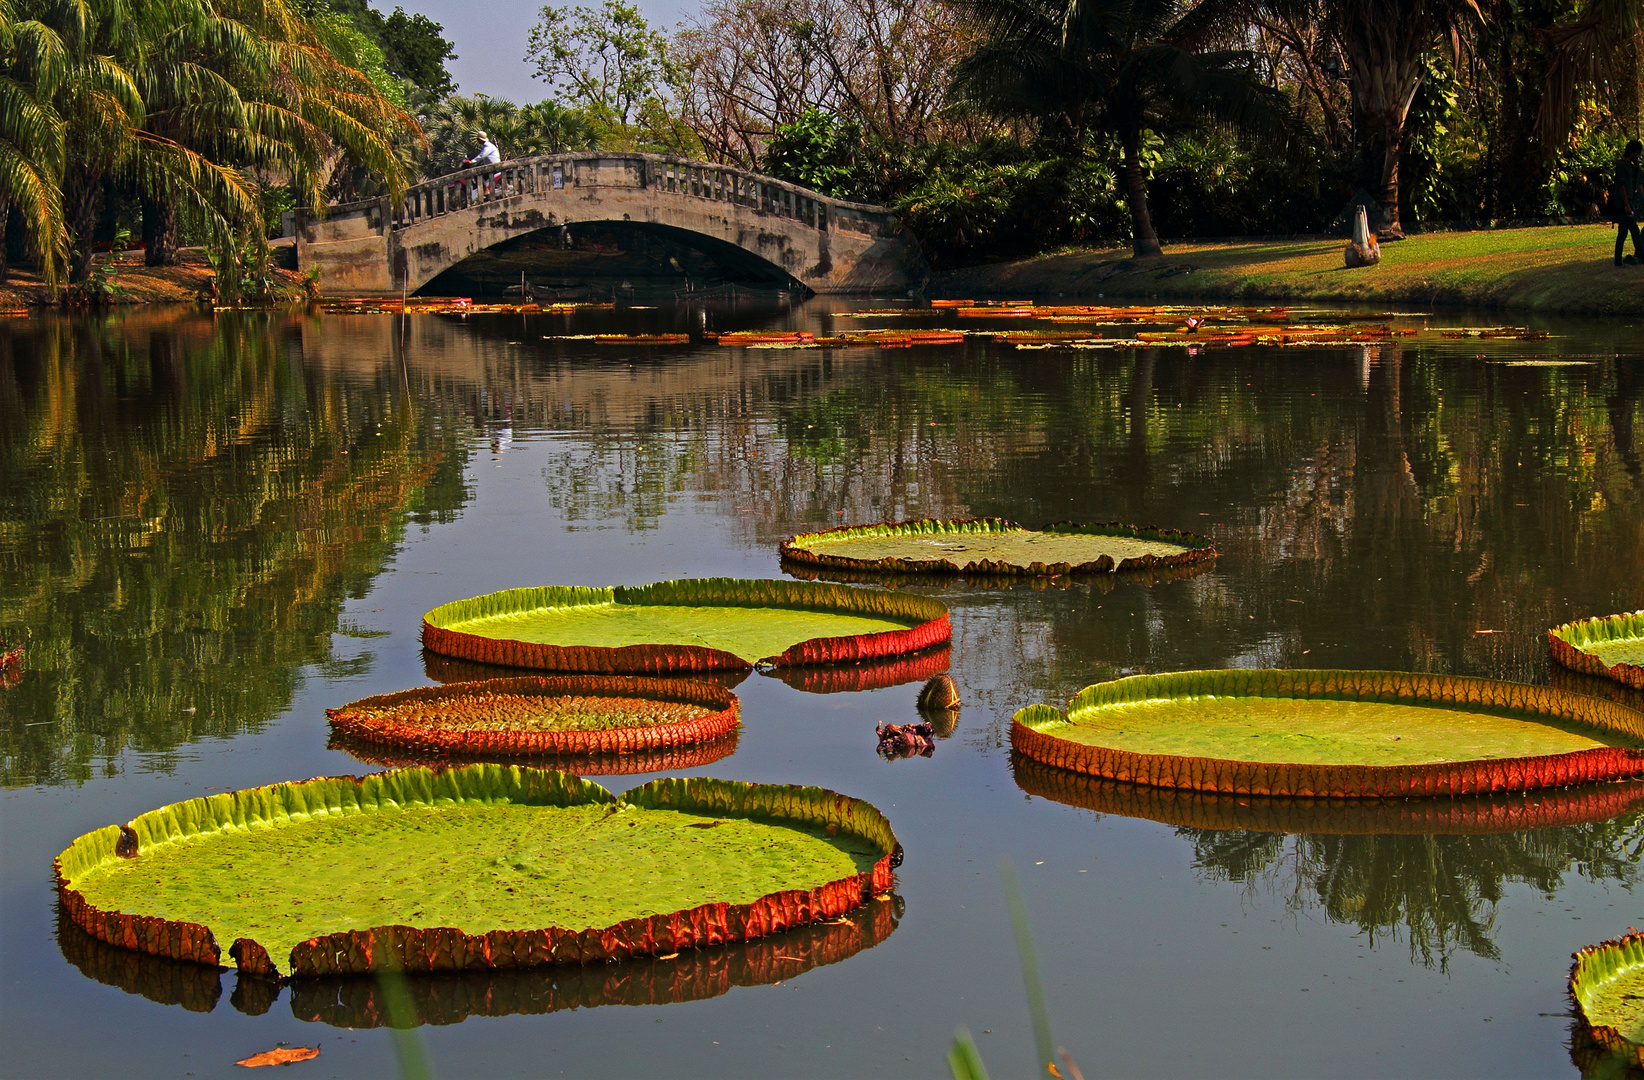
[932, 224, 1644, 315]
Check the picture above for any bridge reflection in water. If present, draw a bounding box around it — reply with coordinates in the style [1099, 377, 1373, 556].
[298, 153, 928, 297]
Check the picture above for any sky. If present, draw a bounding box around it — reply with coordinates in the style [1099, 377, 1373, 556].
[387, 0, 695, 105]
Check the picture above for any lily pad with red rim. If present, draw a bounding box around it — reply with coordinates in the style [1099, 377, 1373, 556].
[421, 578, 950, 673]
[55, 765, 901, 978]
[1570, 930, 1644, 1068]
[325, 675, 739, 759]
[1550, 612, 1644, 690]
[55, 891, 902, 1027]
[780, 518, 1215, 577]
[1011, 669, 1644, 798]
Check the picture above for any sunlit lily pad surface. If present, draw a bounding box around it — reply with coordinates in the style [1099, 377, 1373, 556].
[421, 578, 950, 671]
[781, 518, 1213, 576]
[55, 766, 899, 978]
[1550, 611, 1644, 689]
[1570, 930, 1644, 1066]
[1012, 669, 1644, 797]
[325, 675, 739, 758]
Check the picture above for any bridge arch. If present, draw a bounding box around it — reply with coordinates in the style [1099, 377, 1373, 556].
[297, 153, 928, 296]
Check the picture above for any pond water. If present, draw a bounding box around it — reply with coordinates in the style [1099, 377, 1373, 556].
[2, 300, 1642, 1079]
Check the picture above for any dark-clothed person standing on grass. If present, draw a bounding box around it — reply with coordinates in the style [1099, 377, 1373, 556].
[1615, 140, 1644, 266]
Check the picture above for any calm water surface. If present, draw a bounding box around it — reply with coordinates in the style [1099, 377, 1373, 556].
[2, 301, 1642, 1078]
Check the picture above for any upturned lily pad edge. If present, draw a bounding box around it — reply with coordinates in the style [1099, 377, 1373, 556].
[1569, 928, 1644, 1066]
[325, 674, 741, 757]
[421, 578, 951, 672]
[55, 764, 901, 980]
[1011, 668, 1644, 798]
[1549, 611, 1644, 690]
[779, 517, 1217, 577]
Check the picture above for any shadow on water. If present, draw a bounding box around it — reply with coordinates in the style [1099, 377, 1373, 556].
[55, 893, 902, 1028]
[1013, 755, 1644, 970]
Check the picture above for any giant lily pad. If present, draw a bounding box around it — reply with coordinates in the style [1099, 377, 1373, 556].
[1570, 930, 1644, 1068]
[1011, 669, 1644, 798]
[55, 765, 901, 978]
[1550, 612, 1644, 690]
[57, 891, 901, 1027]
[325, 676, 739, 759]
[1012, 753, 1644, 834]
[780, 518, 1215, 577]
[421, 578, 950, 672]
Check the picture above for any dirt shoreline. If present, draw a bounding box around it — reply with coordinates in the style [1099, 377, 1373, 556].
[928, 224, 1644, 317]
[0, 250, 304, 309]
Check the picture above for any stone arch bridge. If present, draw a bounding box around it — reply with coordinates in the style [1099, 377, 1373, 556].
[297, 152, 927, 296]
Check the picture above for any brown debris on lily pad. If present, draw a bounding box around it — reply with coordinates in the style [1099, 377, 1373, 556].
[325, 675, 739, 759]
[55, 765, 901, 980]
[1012, 669, 1644, 798]
[1569, 929, 1644, 1068]
[1550, 611, 1644, 690]
[780, 518, 1215, 578]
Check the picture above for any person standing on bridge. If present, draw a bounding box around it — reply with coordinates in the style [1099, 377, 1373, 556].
[462, 131, 503, 200]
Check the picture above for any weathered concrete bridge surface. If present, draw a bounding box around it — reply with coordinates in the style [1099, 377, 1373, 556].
[297, 152, 927, 296]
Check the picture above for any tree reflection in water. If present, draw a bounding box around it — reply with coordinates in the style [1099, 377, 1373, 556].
[0, 312, 469, 786]
[1183, 822, 1644, 968]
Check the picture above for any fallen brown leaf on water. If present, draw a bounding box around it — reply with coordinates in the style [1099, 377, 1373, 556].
[235, 1046, 320, 1067]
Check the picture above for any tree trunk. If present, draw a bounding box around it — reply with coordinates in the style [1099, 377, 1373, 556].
[64, 173, 103, 282]
[1121, 137, 1163, 258]
[0, 197, 9, 284]
[143, 196, 179, 266]
[1360, 105, 1409, 238]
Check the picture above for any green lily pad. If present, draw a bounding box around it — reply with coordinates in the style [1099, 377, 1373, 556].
[780, 518, 1214, 576]
[1550, 612, 1644, 690]
[1012, 669, 1644, 798]
[1570, 930, 1644, 1067]
[422, 578, 950, 672]
[55, 766, 901, 977]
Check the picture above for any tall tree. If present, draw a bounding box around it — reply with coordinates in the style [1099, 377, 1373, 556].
[0, 0, 66, 282]
[951, 0, 1295, 256]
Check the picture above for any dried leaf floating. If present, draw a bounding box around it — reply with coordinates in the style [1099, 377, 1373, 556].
[1011, 669, 1644, 798]
[781, 518, 1214, 577]
[235, 1046, 320, 1067]
[55, 765, 901, 978]
[421, 578, 950, 672]
[325, 676, 739, 758]
[1569, 930, 1644, 1067]
[1549, 612, 1644, 690]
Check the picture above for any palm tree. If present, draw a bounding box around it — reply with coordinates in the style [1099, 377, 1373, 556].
[951, 0, 1296, 257]
[0, 0, 66, 282]
[1536, 0, 1641, 153]
[1317, 0, 1482, 237]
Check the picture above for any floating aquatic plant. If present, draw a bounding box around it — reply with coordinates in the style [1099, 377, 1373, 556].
[421, 578, 950, 673]
[1011, 752, 1644, 834]
[55, 765, 902, 979]
[1549, 612, 1644, 690]
[1569, 930, 1644, 1068]
[56, 889, 902, 1027]
[781, 518, 1214, 577]
[1011, 669, 1644, 798]
[325, 675, 739, 759]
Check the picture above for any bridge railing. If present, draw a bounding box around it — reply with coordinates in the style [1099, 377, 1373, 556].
[390, 152, 897, 239]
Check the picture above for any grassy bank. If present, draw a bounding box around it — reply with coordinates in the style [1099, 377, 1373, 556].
[929, 224, 1644, 316]
[0, 248, 305, 309]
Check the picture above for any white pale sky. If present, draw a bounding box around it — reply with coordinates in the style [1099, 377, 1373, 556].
[385, 0, 696, 104]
